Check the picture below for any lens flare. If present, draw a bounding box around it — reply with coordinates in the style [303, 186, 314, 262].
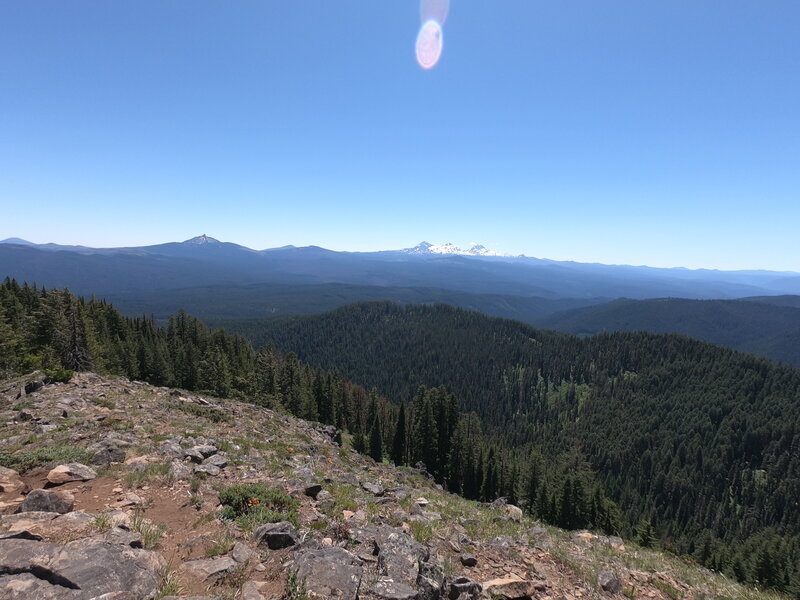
[420, 0, 450, 26]
[416, 19, 443, 70]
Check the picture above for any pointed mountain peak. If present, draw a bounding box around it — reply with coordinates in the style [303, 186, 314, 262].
[183, 234, 221, 245]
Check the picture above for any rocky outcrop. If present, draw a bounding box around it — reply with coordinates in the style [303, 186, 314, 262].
[19, 489, 75, 514]
[0, 536, 164, 599]
[294, 547, 363, 600]
[253, 521, 299, 549]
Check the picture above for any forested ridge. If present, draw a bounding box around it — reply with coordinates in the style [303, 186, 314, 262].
[221, 301, 800, 594]
[0, 280, 624, 570]
[3, 282, 800, 593]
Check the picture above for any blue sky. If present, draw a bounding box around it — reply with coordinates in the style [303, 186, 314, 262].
[1, 1, 798, 270]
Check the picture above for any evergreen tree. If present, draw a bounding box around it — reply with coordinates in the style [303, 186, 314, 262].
[368, 411, 383, 462]
[636, 518, 657, 548]
[391, 402, 407, 465]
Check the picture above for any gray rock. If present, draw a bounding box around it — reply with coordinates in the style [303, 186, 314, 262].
[183, 556, 237, 581]
[193, 464, 221, 477]
[460, 554, 477, 567]
[370, 578, 419, 600]
[304, 484, 323, 499]
[88, 444, 126, 466]
[159, 441, 184, 459]
[0, 537, 164, 600]
[253, 521, 299, 549]
[362, 482, 385, 496]
[184, 448, 205, 463]
[168, 459, 192, 480]
[0, 572, 80, 600]
[24, 380, 44, 395]
[240, 581, 266, 600]
[448, 576, 481, 600]
[418, 561, 445, 600]
[294, 547, 363, 600]
[102, 527, 143, 548]
[20, 489, 74, 514]
[193, 444, 218, 458]
[597, 568, 621, 594]
[231, 541, 256, 564]
[202, 453, 228, 468]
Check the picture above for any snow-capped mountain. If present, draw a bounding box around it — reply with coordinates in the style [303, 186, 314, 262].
[402, 241, 510, 257]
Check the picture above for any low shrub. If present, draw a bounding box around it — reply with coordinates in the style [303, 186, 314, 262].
[218, 483, 299, 531]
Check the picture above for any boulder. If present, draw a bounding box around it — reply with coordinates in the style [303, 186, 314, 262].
[24, 380, 44, 395]
[202, 454, 227, 468]
[370, 578, 419, 600]
[168, 460, 192, 481]
[193, 464, 221, 477]
[231, 541, 256, 564]
[304, 484, 323, 499]
[597, 568, 621, 593]
[88, 443, 126, 466]
[193, 444, 218, 458]
[253, 521, 299, 549]
[183, 556, 237, 581]
[447, 576, 481, 599]
[482, 576, 534, 599]
[47, 463, 97, 484]
[362, 482, 385, 496]
[0, 537, 164, 600]
[184, 448, 204, 463]
[503, 504, 523, 522]
[158, 441, 184, 459]
[20, 489, 74, 514]
[240, 581, 266, 600]
[0, 466, 27, 496]
[460, 554, 477, 567]
[294, 547, 363, 600]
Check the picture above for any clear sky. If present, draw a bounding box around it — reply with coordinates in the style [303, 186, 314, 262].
[1, 1, 798, 270]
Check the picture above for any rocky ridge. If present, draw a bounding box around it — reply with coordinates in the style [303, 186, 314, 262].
[0, 373, 783, 600]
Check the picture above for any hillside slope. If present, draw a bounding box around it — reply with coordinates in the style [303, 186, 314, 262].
[228, 302, 800, 589]
[0, 371, 788, 600]
[536, 297, 800, 367]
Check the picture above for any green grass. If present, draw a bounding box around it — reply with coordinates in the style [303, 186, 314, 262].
[154, 564, 183, 599]
[130, 509, 166, 549]
[206, 530, 235, 557]
[653, 579, 683, 599]
[93, 513, 114, 532]
[168, 402, 230, 423]
[0, 444, 92, 473]
[123, 462, 170, 488]
[90, 397, 116, 409]
[409, 520, 434, 544]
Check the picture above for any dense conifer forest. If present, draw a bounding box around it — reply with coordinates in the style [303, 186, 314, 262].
[223, 302, 800, 594]
[2, 283, 800, 593]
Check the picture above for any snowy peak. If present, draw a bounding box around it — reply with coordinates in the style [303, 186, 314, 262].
[183, 234, 221, 245]
[403, 241, 510, 257]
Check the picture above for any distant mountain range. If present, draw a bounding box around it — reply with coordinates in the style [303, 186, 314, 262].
[2, 234, 800, 367]
[2, 234, 798, 299]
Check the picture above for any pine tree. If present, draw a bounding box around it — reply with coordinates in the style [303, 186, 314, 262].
[368, 411, 383, 462]
[391, 403, 407, 465]
[636, 518, 657, 548]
